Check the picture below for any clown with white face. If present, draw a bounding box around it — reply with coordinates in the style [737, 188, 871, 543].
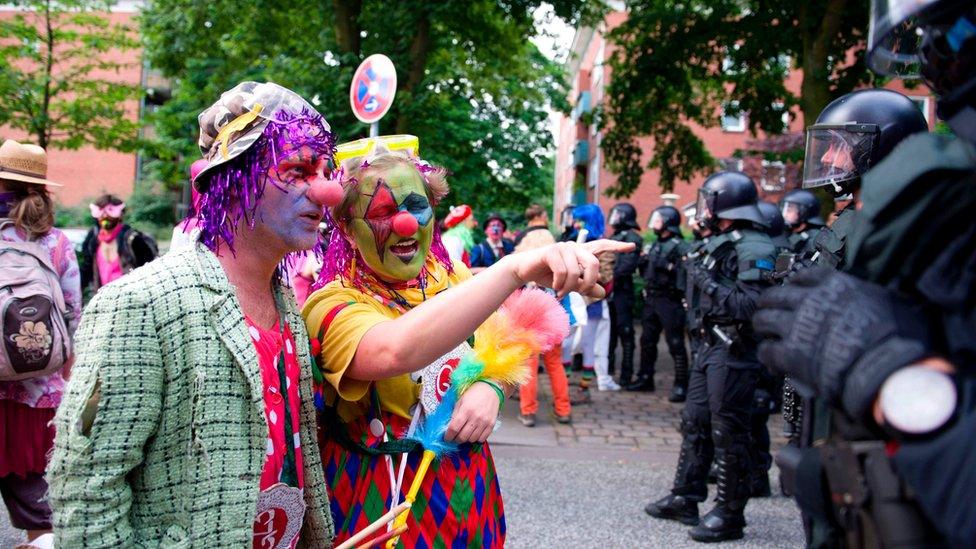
[304, 136, 634, 548]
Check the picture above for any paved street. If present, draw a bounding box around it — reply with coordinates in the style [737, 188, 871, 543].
[492, 340, 803, 547]
[0, 341, 803, 547]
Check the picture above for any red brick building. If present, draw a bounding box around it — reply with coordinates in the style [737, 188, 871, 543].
[0, 2, 144, 208]
[554, 8, 938, 228]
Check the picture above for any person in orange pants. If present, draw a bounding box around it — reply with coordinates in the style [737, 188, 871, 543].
[512, 204, 573, 427]
[518, 345, 572, 426]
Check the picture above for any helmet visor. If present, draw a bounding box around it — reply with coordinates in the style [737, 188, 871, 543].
[650, 211, 665, 231]
[867, 0, 938, 77]
[802, 125, 879, 189]
[781, 201, 803, 227]
[608, 208, 622, 227]
[695, 189, 715, 224]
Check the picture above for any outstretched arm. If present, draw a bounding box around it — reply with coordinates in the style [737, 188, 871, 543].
[347, 240, 634, 381]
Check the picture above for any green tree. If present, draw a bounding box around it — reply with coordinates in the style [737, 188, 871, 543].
[600, 0, 871, 196]
[139, 0, 601, 215]
[0, 0, 141, 150]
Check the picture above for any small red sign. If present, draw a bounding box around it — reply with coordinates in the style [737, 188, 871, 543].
[349, 54, 397, 124]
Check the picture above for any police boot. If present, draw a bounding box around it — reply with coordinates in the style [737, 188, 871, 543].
[625, 374, 655, 392]
[644, 494, 699, 526]
[690, 454, 746, 543]
[618, 337, 635, 386]
[669, 353, 689, 402]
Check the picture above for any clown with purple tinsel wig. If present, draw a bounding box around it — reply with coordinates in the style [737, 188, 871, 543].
[302, 135, 634, 547]
[47, 81, 339, 547]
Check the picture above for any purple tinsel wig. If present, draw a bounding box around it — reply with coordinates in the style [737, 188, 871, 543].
[314, 152, 455, 291]
[191, 107, 336, 258]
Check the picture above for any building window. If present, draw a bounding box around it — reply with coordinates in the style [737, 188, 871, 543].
[909, 96, 931, 124]
[721, 102, 746, 132]
[720, 158, 744, 172]
[760, 160, 786, 192]
[587, 149, 601, 192]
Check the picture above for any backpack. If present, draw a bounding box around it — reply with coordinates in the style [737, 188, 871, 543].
[0, 224, 71, 381]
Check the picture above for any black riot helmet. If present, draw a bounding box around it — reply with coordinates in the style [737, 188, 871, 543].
[780, 189, 825, 229]
[802, 89, 928, 196]
[757, 201, 786, 237]
[648, 205, 681, 236]
[867, 0, 976, 146]
[695, 171, 766, 231]
[608, 202, 640, 231]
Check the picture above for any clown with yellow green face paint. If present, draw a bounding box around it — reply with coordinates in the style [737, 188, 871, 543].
[304, 135, 635, 548]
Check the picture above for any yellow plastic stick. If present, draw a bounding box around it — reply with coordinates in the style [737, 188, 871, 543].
[385, 449, 436, 549]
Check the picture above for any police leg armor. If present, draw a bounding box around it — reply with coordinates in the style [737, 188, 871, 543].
[749, 389, 772, 498]
[690, 424, 750, 543]
[663, 302, 690, 403]
[631, 299, 661, 391]
[647, 365, 710, 525]
[608, 298, 618, 377]
[614, 294, 636, 385]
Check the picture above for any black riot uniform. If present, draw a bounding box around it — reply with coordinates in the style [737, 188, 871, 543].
[683, 232, 710, 370]
[633, 206, 690, 397]
[755, 1, 976, 546]
[780, 189, 825, 258]
[645, 172, 776, 543]
[607, 203, 644, 385]
[748, 202, 790, 498]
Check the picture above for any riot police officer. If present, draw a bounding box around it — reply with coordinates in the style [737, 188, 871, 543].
[779, 189, 825, 257]
[645, 172, 776, 542]
[683, 208, 710, 368]
[749, 201, 790, 497]
[607, 203, 644, 386]
[755, 0, 976, 545]
[802, 88, 928, 268]
[633, 206, 690, 398]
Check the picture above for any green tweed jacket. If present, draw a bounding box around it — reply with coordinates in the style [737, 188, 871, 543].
[48, 244, 334, 548]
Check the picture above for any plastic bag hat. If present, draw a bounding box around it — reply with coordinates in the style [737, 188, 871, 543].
[191, 81, 337, 253]
[194, 81, 332, 190]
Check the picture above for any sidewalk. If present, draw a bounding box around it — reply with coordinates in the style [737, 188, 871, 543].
[493, 339, 787, 464]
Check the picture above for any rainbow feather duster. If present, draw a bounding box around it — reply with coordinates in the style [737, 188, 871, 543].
[386, 288, 569, 548]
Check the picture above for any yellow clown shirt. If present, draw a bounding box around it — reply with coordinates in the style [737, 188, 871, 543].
[302, 258, 471, 422]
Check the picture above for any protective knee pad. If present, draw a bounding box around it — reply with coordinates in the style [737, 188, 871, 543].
[680, 414, 708, 437]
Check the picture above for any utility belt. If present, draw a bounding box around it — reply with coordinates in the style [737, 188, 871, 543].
[777, 408, 943, 548]
[699, 322, 742, 348]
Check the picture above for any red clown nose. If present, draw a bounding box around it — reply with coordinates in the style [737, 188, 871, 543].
[307, 179, 344, 207]
[392, 211, 419, 237]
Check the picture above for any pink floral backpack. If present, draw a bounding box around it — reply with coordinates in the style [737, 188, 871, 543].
[0, 222, 71, 380]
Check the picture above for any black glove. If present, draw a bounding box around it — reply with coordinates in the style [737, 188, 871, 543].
[753, 268, 929, 421]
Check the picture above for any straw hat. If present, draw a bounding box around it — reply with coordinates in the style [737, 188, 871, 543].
[0, 140, 61, 187]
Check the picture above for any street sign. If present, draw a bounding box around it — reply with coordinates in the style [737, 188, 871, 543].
[349, 54, 397, 125]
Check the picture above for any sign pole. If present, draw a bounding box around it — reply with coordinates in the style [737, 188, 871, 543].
[369, 121, 379, 138]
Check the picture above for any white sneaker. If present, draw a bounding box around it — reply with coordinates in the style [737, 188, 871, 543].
[598, 378, 621, 391]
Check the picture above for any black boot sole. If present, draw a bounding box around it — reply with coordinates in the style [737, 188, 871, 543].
[645, 504, 700, 526]
[689, 529, 744, 543]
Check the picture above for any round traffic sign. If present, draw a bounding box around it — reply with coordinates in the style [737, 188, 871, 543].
[349, 54, 397, 124]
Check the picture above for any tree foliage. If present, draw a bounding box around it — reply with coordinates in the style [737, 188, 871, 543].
[140, 0, 602, 215]
[0, 0, 141, 150]
[600, 0, 871, 196]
